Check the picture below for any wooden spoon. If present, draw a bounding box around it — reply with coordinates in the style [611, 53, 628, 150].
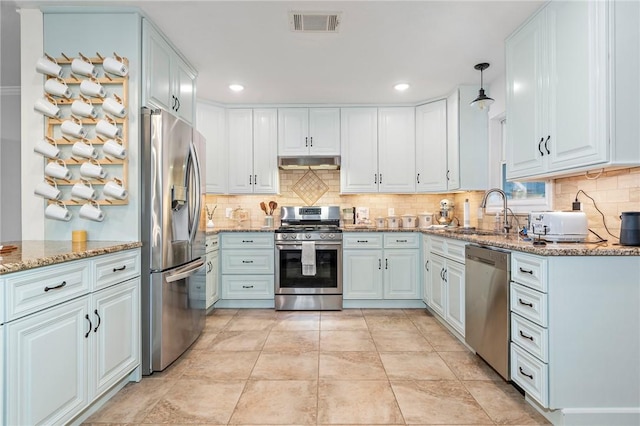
[269, 201, 277, 215]
[260, 202, 268, 215]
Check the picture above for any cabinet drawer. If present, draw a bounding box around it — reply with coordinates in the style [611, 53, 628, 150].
[383, 233, 420, 249]
[446, 239, 466, 263]
[221, 250, 274, 274]
[429, 236, 446, 257]
[343, 233, 383, 249]
[511, 313, 548, 363]
[93, 249, 141, 291]
[6, 260, 91, 321]
[511, 344, 548, 408]
[222, 275, 274, 299]
[511, 282, 547, 327]
[206, 235, 219, 253]
[511, 252, 547, 292]
[221, 233, 274, 249]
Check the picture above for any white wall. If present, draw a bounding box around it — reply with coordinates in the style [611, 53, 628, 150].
[20, 11, 142, 241]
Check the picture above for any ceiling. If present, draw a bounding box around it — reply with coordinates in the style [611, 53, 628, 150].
[4, 1, 544, 105]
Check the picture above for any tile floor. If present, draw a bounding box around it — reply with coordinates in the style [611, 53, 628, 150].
[85, 308, 549, 425]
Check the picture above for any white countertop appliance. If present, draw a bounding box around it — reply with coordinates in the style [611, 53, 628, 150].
[529, 211, 588, 242]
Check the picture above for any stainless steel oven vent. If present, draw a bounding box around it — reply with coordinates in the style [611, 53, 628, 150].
[289, 11, 342, 32]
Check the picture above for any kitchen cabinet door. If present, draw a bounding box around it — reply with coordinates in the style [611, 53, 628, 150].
[415, 100, 448, 192]
[444, 260, 465, 336]
[143, 20, 172, 113]
[378, 107, 416, 193]
[173, 56, 196, 124]
[206, 249, 220, 308]
[343, 249, 383, 299]
[383, 249, 420, 299]
[429, 254, 446, 317]
[252, 109, 279, 194]
[197, 102, 227, 193]
[422, 236, 431, 305]
[340, 108, 378, 193]
[227, 109, 254, 193]
[278, 108, 340, 156]
[92, 279, 140, 399]
[6, 297, 90, 426]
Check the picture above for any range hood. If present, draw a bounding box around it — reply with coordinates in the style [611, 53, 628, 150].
[278, 156, 341, 170]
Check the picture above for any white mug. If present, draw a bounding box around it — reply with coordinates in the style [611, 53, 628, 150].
[95, 119, 121, 138]
[103, 56, 128, 77]
[71, 139, 97, 159]
[80, 159, 106, 179]
[79, 200, 104, 222]
[34, 97, 61, 119]
[71, 98, 97, 118]
[61, 116, 87, 138]
[34, 179, 61, 200]
[79, 78, 106, 98]
[45, 159, 72, 180]
[35, 56, 63, 78]
[33, 137, 60, 159]
[45, 201, 71, 221]
[71, 179, 96, 200]
[71, 57, 98, 78]
[102, 97, 126, 118]
[103, 179, 127, 200]
[102, 138, 126, 159]
[44, 78, 72, 99]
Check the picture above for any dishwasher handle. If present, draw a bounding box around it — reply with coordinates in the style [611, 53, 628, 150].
[465, 245, 510, 272]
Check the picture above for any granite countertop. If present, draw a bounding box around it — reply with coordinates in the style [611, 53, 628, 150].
[206, 227, 274, 234]
[342, 227, 639, 256]
[0, 240, 143, 275]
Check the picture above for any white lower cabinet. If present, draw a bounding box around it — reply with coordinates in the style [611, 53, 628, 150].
[220, 233, 274, 300]
[205, 234, 220, 309]
[3, 249, 141, 425]
[424, 235, 466, 337]
[343, 233, 419, 300]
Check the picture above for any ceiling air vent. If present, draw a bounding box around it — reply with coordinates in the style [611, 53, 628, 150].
[289, 11, 341, 33]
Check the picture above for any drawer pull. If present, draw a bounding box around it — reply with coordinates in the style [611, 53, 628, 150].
[519, 366, 534, 380]
[396, 239, 408, 243]
[85, 314, 92, 338]
[93, 309, 101, 332]
[242, 260, 254, 264]
[113, 265, 127, 272]
[378, 259, 381, 270]
[425, 260, 429, 271]
[44, 281, 67, 292]
[242, 285, 254, 289]
[519, 267, 533, 275]
[519, 330, 534, 341]
[518, 298, 534, 308]
[242, 240, 254, 243]
[357, 240, 369, 243]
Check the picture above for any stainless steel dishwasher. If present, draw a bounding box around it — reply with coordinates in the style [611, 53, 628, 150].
[465, 244, 511, 380]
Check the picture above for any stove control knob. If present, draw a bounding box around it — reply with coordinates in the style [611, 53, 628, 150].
[281, 234, 289, 240]
[328, 233, 335, 239]
[305, 234, 312, 239]
[290, 234, 297, 240]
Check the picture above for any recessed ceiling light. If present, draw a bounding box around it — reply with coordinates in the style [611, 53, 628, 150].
[229, 84, 244, 92]
[394, 83, 410, 92]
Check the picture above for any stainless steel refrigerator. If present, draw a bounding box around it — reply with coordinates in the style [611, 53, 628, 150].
[140, 107, 206, 375]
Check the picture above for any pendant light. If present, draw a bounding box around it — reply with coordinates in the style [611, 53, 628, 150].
[470, 62, 494, 110]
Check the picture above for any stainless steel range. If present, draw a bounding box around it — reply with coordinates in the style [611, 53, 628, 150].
[275, 206, 343, 310]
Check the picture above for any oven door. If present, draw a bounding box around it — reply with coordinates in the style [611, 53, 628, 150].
[275, 242, 342, 295]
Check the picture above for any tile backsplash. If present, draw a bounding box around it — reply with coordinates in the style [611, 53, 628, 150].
[206, 166, 640, 239]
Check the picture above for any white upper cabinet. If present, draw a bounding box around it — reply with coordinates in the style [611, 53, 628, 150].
[196, 102, 227, 193]
[341, 107, 415, 194]
[142, 19, 197, 124]
[506, 1, 639, 180]
[415, 100, 447, 192]
[378, 107, 416, 193]
[278, 108, 340, 156]
[340, 108, 379, 193]
[227, 109, 278, 194]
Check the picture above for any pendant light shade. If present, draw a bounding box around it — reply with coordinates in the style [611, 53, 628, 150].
[470, 62, 494, 110]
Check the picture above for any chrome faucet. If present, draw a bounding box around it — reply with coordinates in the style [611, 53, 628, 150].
[480, 188, 511, 234]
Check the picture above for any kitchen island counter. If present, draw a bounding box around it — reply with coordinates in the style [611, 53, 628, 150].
[0, 240, 143, 274]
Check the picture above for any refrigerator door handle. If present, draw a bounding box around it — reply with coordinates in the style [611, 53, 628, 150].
[186, 140, 202, 243]
[166, 258, 205, 283]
